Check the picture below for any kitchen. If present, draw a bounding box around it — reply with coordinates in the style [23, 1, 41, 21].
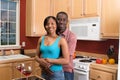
[0, 0, 119, 80]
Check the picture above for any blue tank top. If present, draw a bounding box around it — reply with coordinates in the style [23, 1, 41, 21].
[40, 36, 62, 71]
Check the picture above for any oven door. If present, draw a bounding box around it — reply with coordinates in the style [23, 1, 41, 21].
[74, 69, 89, 80]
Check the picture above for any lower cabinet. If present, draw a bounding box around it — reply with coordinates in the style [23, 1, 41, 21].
[0, 59, 42, 80]
[13, 60, 34, 79]
[0, 63, 13, 80]
[90, 64, 118, 80]
[90, 68, 113, 80]
[33, 61, 41, 76]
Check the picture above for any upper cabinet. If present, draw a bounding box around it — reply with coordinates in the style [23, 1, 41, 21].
[26, 0, 51, 36]
[70, 0, 119, 39]
[25, 0, 119, 39]
[70, 0, 100, 18]
[51, 0, 70, 17]
[100, 0, 120, 39]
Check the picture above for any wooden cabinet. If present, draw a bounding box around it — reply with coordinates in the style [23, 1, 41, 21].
[25, 0, 119, 38]
[90, 63, 118, 80]
[0, 58, 35, 79]
[70, 0, 119, 39]
[90, 68, 113, 80]
[100, 0, 120, 39]
[52, 0, 100, 18]
[0, 63, 13, 80]
[13, 60, 34, 79]
[51, 0, 70, 17]
[70, 0, 100, 18]
[26, 0, 51, 36]
[33, 61, 42, 76]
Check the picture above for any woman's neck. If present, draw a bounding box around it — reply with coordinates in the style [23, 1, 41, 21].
[47, 33, 58, 38]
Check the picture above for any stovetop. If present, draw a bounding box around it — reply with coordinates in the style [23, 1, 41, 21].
[73, 55, 96, 71]
[75, 55, 96, 61]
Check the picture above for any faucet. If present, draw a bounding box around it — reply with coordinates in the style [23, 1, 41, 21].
[1, 49, 6, 56]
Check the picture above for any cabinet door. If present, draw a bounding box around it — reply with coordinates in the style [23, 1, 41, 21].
[101, 0, 119, 39]
[70, 0, 100, 18]
[0, 63, 12, 80]
[52, 0, 70, 16]
[13, 61, 33, 79]
[90, 69, 113, 80]
[84, 0, 100, 17]
[70, 0, 83, 18]
[33, 61, 41, 76]
[26, 0, 51, 36]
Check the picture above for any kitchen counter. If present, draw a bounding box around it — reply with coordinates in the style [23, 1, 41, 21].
[0, 54, 34, 64]
[13, 75, 45, 80]
[90, 63, 118, 73]
[25, 53, 36, 58]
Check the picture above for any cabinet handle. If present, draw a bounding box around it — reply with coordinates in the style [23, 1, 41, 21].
[101, 33, 103, 35]
[97, 75, 101, 78]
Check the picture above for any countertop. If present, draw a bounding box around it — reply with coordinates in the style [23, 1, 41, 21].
[90, 63, 118, 73]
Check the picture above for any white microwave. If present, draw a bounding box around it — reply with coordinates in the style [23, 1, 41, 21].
[69, 17, 103, 41]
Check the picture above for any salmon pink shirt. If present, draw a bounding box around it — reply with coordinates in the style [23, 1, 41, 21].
[58, 28, 77, 72]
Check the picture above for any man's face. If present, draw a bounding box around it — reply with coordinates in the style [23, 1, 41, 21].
[57, 14, 68, 33]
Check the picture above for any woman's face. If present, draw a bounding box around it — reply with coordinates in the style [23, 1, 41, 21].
[45, 18, 57, 34]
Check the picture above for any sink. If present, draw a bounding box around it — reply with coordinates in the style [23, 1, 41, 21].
[0, 54, 30, 61]
[0, 56, 8, 60]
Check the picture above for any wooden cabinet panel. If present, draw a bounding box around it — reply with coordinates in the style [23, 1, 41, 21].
[70, 0, 83, 18]
[0, 63, 12, 80]
[13, 61, 33, 79]
[26, 0, 51, 36]
[85, 0, 100, 16]
[90, 63, 118, 80]
[52, 0, 70, 16]
[33, 62, 41, 76]
[101, 0, 119, 39]
[70, 0, 100, 18]
[90, 69, 113, 80]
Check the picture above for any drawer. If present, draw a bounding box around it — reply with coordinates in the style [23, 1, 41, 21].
[90, 69, 113, 80]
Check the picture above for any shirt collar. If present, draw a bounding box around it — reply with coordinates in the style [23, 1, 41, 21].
[58, 28, 68, 37]
[62, 28, 68, 36]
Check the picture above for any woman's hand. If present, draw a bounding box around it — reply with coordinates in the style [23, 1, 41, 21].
[45, 58, 51, 63]
[34, 56, 40, 62]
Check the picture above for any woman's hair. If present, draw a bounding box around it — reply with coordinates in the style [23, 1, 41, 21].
[44, 16, 58, 28]
[44, 16, 59, 34]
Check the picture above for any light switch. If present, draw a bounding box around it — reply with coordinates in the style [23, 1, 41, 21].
[22, 41, 26, 47]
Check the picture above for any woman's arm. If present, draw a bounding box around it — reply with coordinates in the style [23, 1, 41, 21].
[36, 37, 42, 57]
[35, 37, 42, 62]
[45, 38, 69, 65]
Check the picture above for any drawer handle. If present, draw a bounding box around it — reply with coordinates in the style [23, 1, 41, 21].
[93, 75, 101, 80]
[97, 75, 101, 78]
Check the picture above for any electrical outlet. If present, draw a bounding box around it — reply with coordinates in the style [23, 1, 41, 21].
[110, 45, 114, 49]
[22, 41, 26, 47]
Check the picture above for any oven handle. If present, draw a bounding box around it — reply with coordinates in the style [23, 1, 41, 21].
[74, 69, 88, 75]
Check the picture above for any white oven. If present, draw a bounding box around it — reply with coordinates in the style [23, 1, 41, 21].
[73, 57, 95, 80]
[74, 69, 89, 80]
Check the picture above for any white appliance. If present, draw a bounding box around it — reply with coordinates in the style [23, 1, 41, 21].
[73, 56, 95, 80]
[69, 17, 103, 41]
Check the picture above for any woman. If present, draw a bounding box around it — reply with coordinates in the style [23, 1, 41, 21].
[35, 16, 69, 80]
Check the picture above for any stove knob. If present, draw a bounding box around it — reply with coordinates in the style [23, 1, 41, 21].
[79, 65, 82, 69]
[82, 66, 86, 70]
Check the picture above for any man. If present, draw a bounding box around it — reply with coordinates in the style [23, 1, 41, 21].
[56, 11, 77, 80]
